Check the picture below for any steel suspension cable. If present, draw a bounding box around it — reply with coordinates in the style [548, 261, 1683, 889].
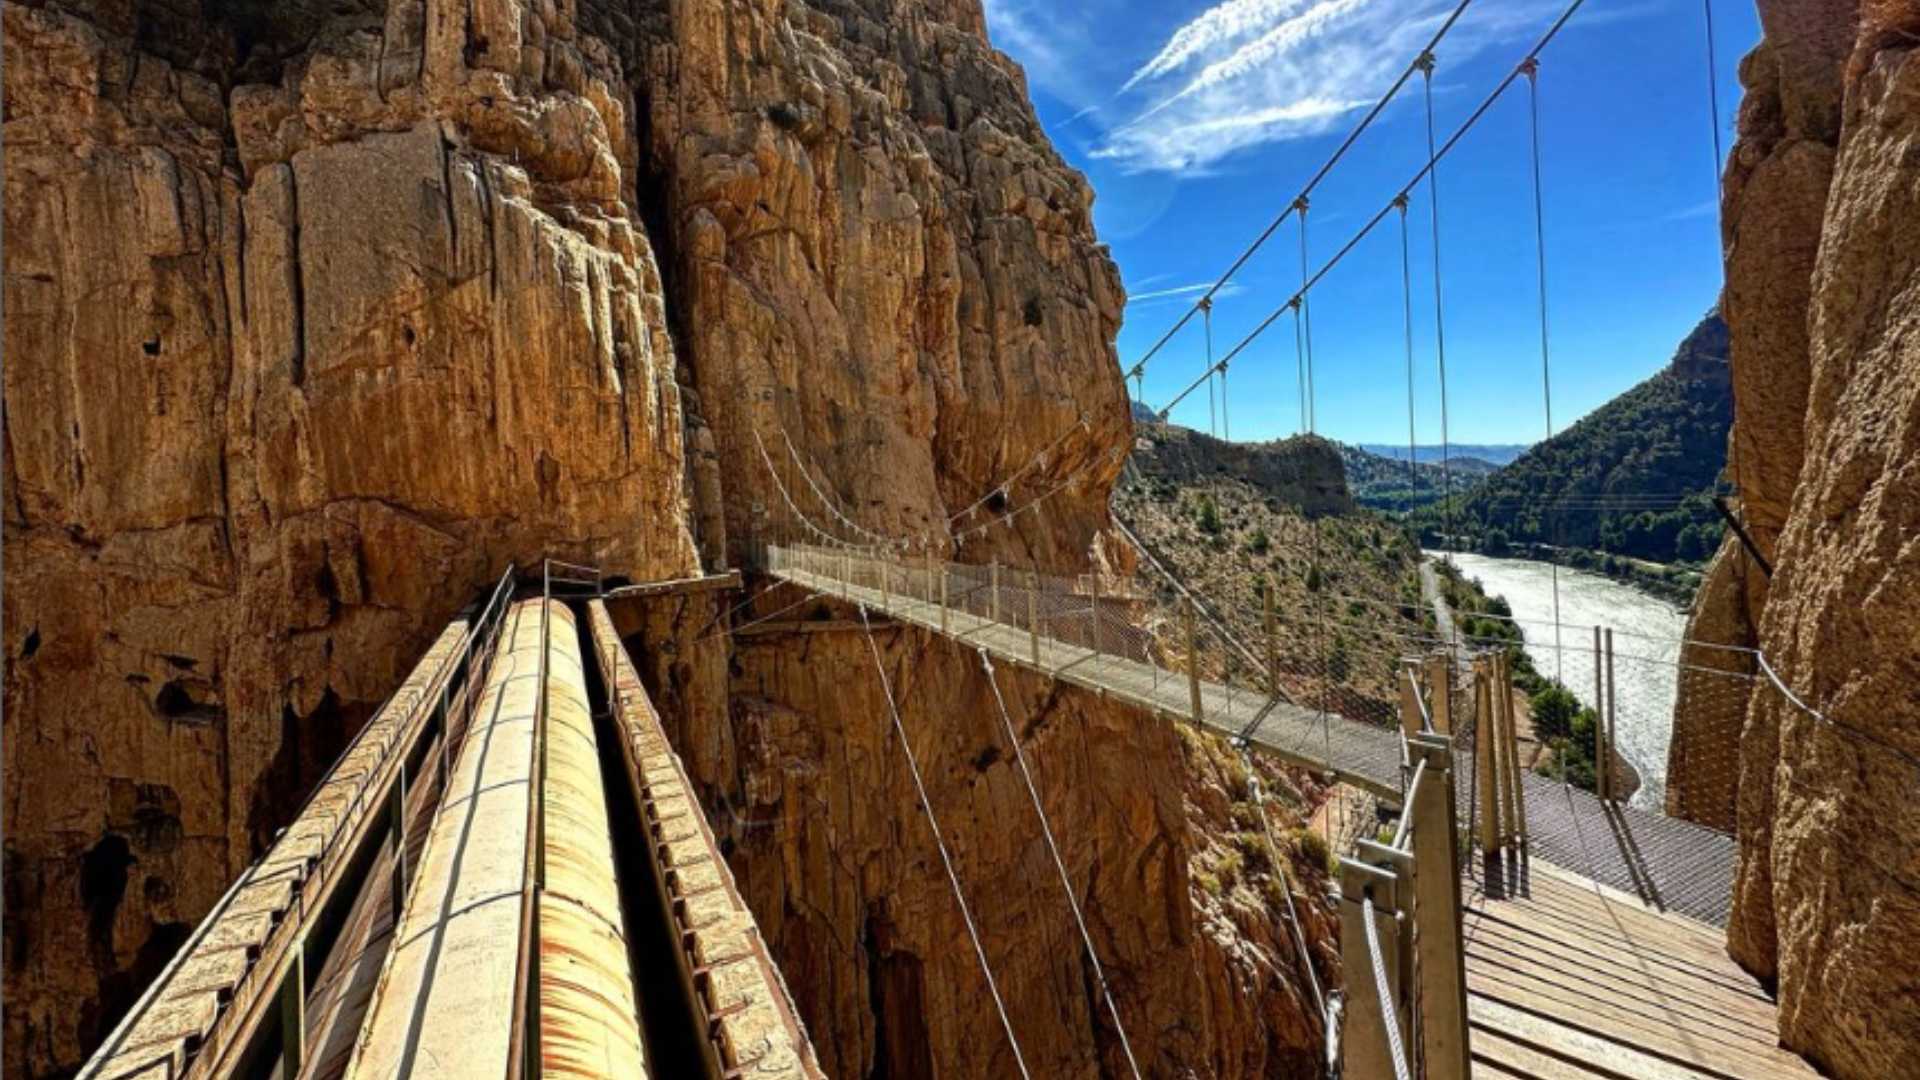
[1206, 300, 1219, 437]
[1298, 199, 1317, 435]
[977, 651, 1144, 1080]
[1150, 0, 1593, 423]
[1398, 196, 1419, 499]
[1523, 61, 1565, 683]
[1244, 764, 1327, 1017]
[1420, 53, 1457, 568]
[1124, 0, 1480, 385]
[858, 606, 1033, 1079]
[1362, 894, 1413, 1080]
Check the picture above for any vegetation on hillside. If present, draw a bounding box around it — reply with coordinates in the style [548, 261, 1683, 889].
[1114, 463, 1428, 729]
[1409, 314, 1732, 567]
[1339, 445, 1500, 512]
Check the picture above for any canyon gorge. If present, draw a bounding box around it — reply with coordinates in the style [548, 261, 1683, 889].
[2, 0, 1328, 1075]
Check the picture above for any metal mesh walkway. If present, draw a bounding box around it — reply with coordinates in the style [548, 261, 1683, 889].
[772, 552, 1407, 799]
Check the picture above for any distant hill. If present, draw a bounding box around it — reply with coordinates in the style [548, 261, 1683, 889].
[1128, 417, 1352, 517]
[1340, 444, 1501, 512]
[1413, 312, 1732, 564]
[1358, 442, 1531, 467]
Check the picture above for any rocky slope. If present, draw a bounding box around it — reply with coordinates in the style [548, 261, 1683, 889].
[1127, 420, 1354, 518]
[3, 1, 1323, 1076]
[1665, 2, 1920, 1075]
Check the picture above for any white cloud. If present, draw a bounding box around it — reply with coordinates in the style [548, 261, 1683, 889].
[1126, 281, 1248, 306]
[1093, 0, 1551, 174]
[1120, 0, 1314, 92]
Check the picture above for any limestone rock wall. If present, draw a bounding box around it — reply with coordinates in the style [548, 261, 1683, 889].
[4, 1, 1327, 1077]
[610, 0, 1133, 572]
[3, 2, 697, 1075]
[1666, 1, 1920, 1074]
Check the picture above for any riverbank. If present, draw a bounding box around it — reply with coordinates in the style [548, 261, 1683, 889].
[1435, 538, 1703, 606]
[1422, 551, 1681, 809]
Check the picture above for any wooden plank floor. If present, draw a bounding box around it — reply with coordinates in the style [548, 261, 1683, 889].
[1464, 859, 1816, 1079]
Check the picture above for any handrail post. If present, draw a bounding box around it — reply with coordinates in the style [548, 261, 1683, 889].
[880, 554, 890, 609]
[1186, 596, 1203, 724]
[940, 567, 950, 635]
[1090, 571, 1103, 655]
[278, 939, 307, 1076]
[1475, 657, 1500, 857]
[1592, 625, 1605, 797]
[1408, 735, 1471, 1080]
[1602, 627, 1616, 801]
[1500, 652, 1528, 845]
[1264, 581, 1280, 698]
[1337, 857, 1403, 1080]
[1492, 653, 1517, 846]
[1398, 660, 1423, 737]
[1425, 653, 1452, 734]
[1028, 571, 1041, 666]
[991, 560, 1001, 622]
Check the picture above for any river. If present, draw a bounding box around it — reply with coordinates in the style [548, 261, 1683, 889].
[1424, 551, 1689, 809]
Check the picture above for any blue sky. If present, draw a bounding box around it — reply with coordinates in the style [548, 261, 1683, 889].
[980, 0, 1760, 446]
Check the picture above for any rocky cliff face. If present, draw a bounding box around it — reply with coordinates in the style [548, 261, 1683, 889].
[1128, 423, 1354, 519]
[1666, 2, 1920, 1074]
[3, 1, 1322, 1076]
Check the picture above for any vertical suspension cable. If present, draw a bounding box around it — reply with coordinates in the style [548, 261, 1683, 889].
[858, 607, 1033, 1080]
[978, 652, 1144, 1079]
[1523, 60, 1565, 683]
[1203, 298, 1219, 440]
[1297, 198, 1317, 434]
[1397, 196, 1418, 500]
[1292, 301, 1308, 434]
[1418, 53, 1456, 568]
[1296, 197, 1332, 777]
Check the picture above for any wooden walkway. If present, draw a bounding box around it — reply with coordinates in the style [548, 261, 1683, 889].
[1465, 860, 1814, 1080]
[773, 563, 1408, 798]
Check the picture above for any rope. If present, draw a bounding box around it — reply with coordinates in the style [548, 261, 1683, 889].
[858, 605, 1033, 1079]
[1361, 894, 1413, 1080]
[1522, 61, 1565, 683]
[978, 651, 1144, 1079]
[779, 425, 894, 549]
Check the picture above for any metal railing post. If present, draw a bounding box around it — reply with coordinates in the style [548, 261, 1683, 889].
[940, 567, 950, 635]
[1028, 571, 1041, 666]
[1090, 571, 1103, 655]
[1186, 597, 1203, 724]
[1265, 581, 1280, 698]
[990, 560, 1001, 622]
[1408, 735, 1470, 1080]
